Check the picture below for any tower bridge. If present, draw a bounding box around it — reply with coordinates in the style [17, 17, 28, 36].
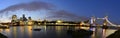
[90, 16, 120, 27]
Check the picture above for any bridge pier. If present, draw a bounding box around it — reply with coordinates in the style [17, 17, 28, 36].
[102, 25, 108, 29]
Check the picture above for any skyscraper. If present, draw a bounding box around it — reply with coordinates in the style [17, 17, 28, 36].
[28, 17, 32, 20]
[22, 14, 27, 21]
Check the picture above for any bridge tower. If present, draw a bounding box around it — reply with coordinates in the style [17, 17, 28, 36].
[102, 16, 109, 29]
[103, 19, 107, 26]
[103, 16, 108, 26]
[90, 16, 96, 25]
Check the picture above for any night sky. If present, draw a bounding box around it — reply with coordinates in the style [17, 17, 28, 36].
[0, 0, 120, 24]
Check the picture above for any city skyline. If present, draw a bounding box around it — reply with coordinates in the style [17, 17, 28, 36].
[0, 0, 120, 38]
[0, 0, 120, 24]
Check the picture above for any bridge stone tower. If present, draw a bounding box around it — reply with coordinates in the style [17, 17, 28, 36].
[103, 16, 108, 26]
[90, 16, 96, 25]
[103, 19, 107, 26]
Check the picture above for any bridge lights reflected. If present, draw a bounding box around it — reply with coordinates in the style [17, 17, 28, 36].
[102, 29, 106, 38]
[80, 27, 90, 30]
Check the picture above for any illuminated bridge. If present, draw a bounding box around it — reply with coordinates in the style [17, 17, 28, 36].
[90, 16, 120, 27]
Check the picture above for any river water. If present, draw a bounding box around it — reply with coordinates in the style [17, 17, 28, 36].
[0, 25, 117, 38]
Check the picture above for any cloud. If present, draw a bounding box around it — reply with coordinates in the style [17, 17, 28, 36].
[0, 1, 55, 13]
[0, 1, 89, 22]
[46, 10, 89, 21]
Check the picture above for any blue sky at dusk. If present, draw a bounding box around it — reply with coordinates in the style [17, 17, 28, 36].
[0, 0, 120, 24]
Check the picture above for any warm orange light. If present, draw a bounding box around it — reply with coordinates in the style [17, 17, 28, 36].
[28, 21, 33, 25]
[80, 21, 84, 25]
[28, 26, 32, 38]
[57, 20, 62, 23]
[20, 21, 24, 25]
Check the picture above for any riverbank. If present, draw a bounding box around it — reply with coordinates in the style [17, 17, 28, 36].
[0, 33, 7, 38]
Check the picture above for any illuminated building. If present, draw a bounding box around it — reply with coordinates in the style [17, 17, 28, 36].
[38, 19, 42, 25]
[56, 20, 63, 24]
[20, 14, 27, 25]
[11, 15, 18, 22]
[22, 14, 27, 21]
[28, 17, 34, 25]
[19, 17, 24, 25]
[11, 15, 19, 25]
[56, 20, 62, 23]
[19, 21, 24, 25]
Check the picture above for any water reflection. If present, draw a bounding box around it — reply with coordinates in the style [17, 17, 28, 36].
[102, 29, 106, 38]
[0, 25, 117, 38]
[13, 27, 17, 38]
[28, 26, 32, 38]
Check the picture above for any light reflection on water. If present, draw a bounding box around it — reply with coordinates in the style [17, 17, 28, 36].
[0, 25, 117, 38]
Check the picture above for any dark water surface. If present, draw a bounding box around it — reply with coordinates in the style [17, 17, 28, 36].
[0, 25, 117, 38]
